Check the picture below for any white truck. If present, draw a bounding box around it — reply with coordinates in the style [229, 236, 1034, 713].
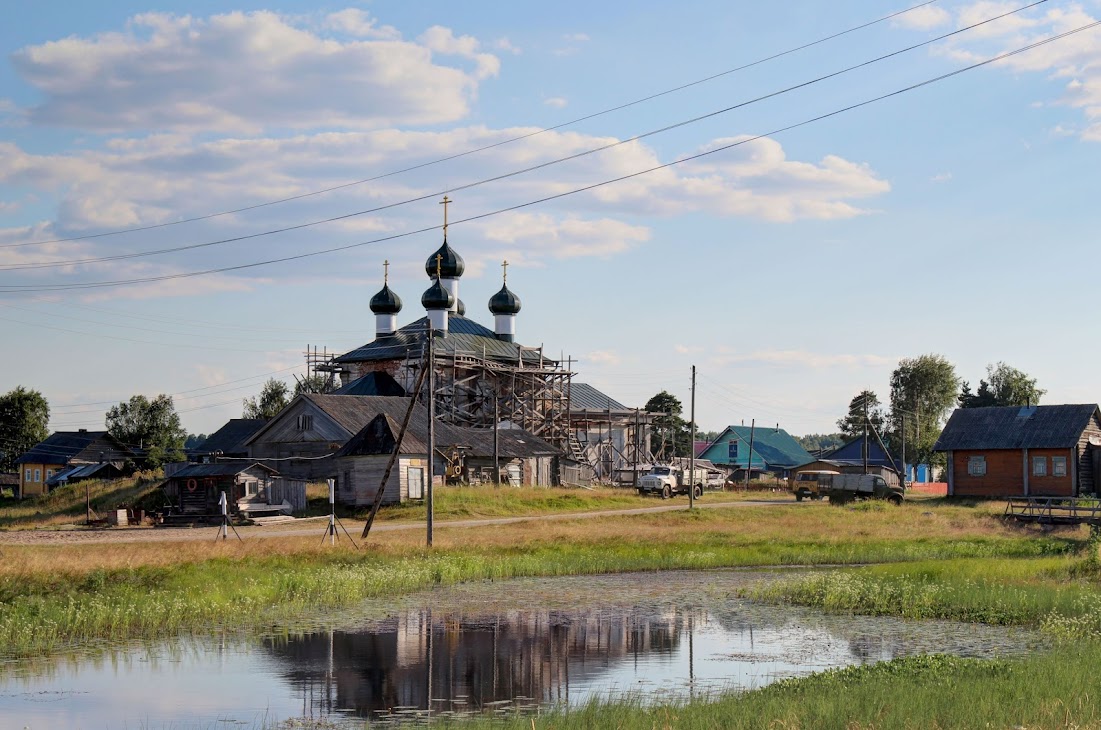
[637, 465, 707, 500]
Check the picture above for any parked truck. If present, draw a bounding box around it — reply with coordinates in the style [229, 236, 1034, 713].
[637, 465, 708, 499]
[792, 471, 904, 505]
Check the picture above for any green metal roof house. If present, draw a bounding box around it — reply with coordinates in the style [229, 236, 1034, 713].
[698, 425, 813, 476]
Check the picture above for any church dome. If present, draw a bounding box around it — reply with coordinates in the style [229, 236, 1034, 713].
[421, 278, 455, 310]
[455, 298, 466, 316]
[425, 241, 465, 279]
[488, 284, 521, 315]
[369, 284, 402, 315]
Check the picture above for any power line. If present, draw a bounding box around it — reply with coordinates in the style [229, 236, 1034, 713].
[0, 1, 1045, 274]
[1, 0, 944, 251]
[2, 16, 1090, 295]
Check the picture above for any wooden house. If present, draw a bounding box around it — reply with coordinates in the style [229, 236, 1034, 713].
[244, 394, 413, 480]
[791, 437, 904, 486]
[332, 412, 560, 507]
[933, 404, 1101, 498]
[698, 425, 813, 480]
[164, 462, 303, 517]
[14, 430, 134, 498]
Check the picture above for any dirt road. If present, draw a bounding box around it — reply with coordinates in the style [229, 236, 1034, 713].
[0, 498, 802, 545]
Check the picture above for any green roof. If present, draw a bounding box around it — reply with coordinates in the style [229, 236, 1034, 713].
[699, 425, 813, 469]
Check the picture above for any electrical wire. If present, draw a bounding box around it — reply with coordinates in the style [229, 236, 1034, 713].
[0, 0, 1046, 273]
[4, 15, 1091, 294]
[1, 0, 944, 250]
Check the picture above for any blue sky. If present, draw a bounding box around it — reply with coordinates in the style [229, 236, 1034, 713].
[1, 0, 1100, 437]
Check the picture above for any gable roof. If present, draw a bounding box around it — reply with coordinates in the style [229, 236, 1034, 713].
[934, 404, 1101, 451]
[197, 419, 268, 455]
[701, 425, 813, 469]
[170, 462, 279, 478]
[334, 371, 407, 397]
[333, 316, 550, 367]
[823, 436, 901, 469]
[15, 431, 134, 466]
[245, 394, 416, 446]
[335, 411, 559, 460]
[569, 383, 631, 413]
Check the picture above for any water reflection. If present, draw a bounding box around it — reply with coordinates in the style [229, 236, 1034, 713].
[0, 571, 1041, 728]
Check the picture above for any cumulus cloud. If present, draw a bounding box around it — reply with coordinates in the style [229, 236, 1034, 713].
[11, 10, 502, 133]
[931, 171, 953, 182]
[915, 2, 1101, 141]
[893, 5, 952, 30]
[543, 97, 568, 108]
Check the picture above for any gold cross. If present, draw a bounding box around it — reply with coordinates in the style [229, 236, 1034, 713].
[383, 259, 389, 284]
[440, 195, 452, 237]
[435, 253, 443, 279]
[502, 259, 509, 284]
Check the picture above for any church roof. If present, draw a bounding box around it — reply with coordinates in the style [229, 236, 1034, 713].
[333, 315, 550, 366]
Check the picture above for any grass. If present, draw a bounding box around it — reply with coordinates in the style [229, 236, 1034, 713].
[0, 472, 165, 529]
[0, 499, 1082, 659]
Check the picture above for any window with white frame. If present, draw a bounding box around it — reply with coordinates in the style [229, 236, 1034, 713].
[24, 469, 31, 482]
[967, 455, 986, 476]
[34, 469, 41, 482]
[1052, 456, 1067, 477]
[1032, 456, 1047, 477]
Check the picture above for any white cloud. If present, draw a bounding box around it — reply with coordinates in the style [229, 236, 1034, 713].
[562, 33, 591, 43]
[476, 212, 651, 261]
[11, 10, 502, 133]
[893, 5, 952, 30]
[931, 171, 953, 183]
[494, 37, 522, 54]
[918, 2, 1101, 141]
[584, 350, 620, 366]
[543, 97, 568, 108]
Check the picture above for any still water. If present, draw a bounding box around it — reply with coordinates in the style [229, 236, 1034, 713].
[1, 571, 1039, 729]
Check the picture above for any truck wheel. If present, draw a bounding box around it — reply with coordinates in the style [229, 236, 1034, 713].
[693, 485, 703, 500]
[888, 493, 903, 506]
[795, 491, 804, 502]
[637, 488, 644, 497]
[661, 485, 672, 500]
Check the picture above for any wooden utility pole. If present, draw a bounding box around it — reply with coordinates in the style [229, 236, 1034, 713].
[863, 395, 869, 475]
[688, 365, 696, 509]
[493, 395, 500, 485]
[633, 407, 641, 489]
[743, 419, 756, 490]
[427, 328, 436, 547]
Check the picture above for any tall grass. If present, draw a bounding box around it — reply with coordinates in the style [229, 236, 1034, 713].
[0, 472, 164, 529]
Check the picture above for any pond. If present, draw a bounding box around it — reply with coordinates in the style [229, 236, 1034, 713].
[0, 570, 1040, 728]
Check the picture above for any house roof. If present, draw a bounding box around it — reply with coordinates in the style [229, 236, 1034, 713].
[15, 431, 134, 466]
[704, 425, 813, 468]
[243, 394, 417, 447]
[334, 371, 407, 397]
[933, 404, 1101, 451]
[823, 436, 901, 469]
[197, 419, 268, 455]
[45, 462, 120, 487]
[170, 462, 278, 478]
[333, 316, 550, 367]
[569, 383, 631, 412]
[335, 411, 559, 460]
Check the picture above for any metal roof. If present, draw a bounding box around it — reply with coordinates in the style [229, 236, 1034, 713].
[196, 419, 268, 455]
[334, 372, 406, 397]
[933, 404, 1101, 451]
[336, 411, 559, 460]
[701, 425, 814, 469]
[15, 431, 134, 466]
[170, 462, 279, 478]
[569, 383, 631, 413]
[333, 316, 551, 366]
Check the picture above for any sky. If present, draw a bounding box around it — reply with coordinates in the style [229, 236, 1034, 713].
[1, 0, 1100, 439]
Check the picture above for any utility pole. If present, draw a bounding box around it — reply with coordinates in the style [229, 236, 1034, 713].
[862, 395, 869, 475]
[493, 395, 500, 485]
[743, 419, 756, 491]
[689, 365, 696, 509]
[633, 407, 641, 489]
[900, 414, 907, 489]
[427, 328, 435, 547]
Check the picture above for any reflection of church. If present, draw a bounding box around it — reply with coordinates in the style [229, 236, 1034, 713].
[263, 607, 688, 717]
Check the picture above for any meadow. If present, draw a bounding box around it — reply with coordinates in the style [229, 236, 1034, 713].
[3, 483, 1101, 728]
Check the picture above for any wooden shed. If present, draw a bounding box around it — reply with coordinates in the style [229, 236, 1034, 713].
[165, 462, 288, 516]
[934, 404, 1101, 498]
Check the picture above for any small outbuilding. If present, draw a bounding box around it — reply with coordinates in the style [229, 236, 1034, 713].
[933, 404, 1101, 498]
[164, 462, 303, 517]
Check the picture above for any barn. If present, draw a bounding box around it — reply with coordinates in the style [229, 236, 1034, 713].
[934, 404, 1101, 498]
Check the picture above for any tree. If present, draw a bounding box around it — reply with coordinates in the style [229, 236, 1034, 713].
[796, 433, 846, 453]
[888, 354, 960, 467]
[106, 394, 186, 468]
[0, 387, 50, 472]
[645, 390, 694, 460]
[960, 362, 1045, 408]
[184, 433, 208, 450]
[243, 378, 290, 419]
[836, 390, 886, 440]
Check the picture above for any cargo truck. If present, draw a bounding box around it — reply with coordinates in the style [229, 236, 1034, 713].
[792, 472, 903, 505]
